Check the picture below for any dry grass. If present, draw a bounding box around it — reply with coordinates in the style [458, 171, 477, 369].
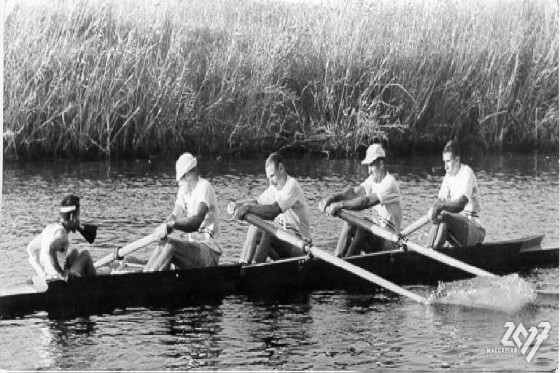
[3, 0, 558, 159]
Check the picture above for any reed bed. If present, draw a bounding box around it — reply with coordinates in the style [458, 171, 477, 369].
[3, 0, 558, 160]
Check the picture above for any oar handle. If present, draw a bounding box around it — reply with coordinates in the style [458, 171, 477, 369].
[94, 233, 160, 268]
[243, 213, 428, 305]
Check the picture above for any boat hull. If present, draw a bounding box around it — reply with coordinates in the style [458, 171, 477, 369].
[0, 235, 556, 319]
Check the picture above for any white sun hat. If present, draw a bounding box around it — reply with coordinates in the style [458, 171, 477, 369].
[175, 153, 197, 181]
[361, 143, 386, 165]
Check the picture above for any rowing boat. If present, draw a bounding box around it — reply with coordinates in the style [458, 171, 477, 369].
[0, 234, 556, 319]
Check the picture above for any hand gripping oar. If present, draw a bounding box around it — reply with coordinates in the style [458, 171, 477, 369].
[336, 210, 496, 278]
[241, 212, 428, 305]
[94, 233, 160, 268]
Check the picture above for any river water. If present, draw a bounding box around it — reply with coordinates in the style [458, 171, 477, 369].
[0, 153, 558, 370]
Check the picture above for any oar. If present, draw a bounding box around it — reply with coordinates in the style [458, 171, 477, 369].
[241, 213, 428, 305]
[400, 214, 430, 237]
[94, 233, 159, 268]
[336, 210, 496, 278]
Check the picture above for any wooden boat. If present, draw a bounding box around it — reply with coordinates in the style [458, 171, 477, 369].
[0, 234, 557, 319]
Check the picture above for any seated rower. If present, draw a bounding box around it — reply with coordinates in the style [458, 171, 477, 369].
[232, 152, 311, 264]
[144, 153, 222, 272]
[426, 139, 485, 250]
[27, 195, 96, 281]
[319, 141, 402, 257]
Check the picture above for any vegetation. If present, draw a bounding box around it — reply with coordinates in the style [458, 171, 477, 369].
[3, 0, 558, 160]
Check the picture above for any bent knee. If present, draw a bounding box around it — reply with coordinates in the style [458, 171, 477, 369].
[66, 248, 79, 261]
[341, 221, 356, 234]
[161, 243, 177, 256]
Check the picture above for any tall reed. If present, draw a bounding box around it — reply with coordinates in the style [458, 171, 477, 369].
[3, 0, 558, 160]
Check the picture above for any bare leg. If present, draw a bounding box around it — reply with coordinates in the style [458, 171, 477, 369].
[76, 251, 96, 276]
[240, 225, 261, 264]
[144, 242, 172, 272]
[346, 228, 369, 256]
[432, 223, 448, 251]
[253, 231, 272, 263]
[426, 224, 439, 248]
[334, 222, 356, 257]
[66, 249, 96, 277]
[268, 246, 280, 261]
[169, 241, 204, 269]
[269, 236, 304, 260]
[65, 249, 79, 271]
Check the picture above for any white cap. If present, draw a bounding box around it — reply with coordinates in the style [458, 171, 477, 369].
[175, 153, 197, 181]
[361, 143, 386, 165]
[60, 206, 77, 213]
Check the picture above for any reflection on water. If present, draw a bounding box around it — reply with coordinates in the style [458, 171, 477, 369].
[0, 286, 557, 370]
[0, 153, 558, 369]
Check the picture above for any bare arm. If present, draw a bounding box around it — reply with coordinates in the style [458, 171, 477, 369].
[325, 188, 378, 215]
[168, 202, 209, 233]
[321, 185, 368, 214]
[40, 229, 67, 279]
[27, 235, 45, 278]
[429, 196, 468, 220]
[233, 198, 284, 221]
[319, 186, 358, 211]
[241, 202, 283, 221]
[337, 194, 380, 211]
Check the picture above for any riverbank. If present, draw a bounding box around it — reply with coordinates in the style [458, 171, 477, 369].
[3, 0, 558, 160]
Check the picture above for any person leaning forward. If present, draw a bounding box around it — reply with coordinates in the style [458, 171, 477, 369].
[144, 153, 222, 272]
[27, 195, 96, 281]
[319, 141, 403, 257]
[426, 139, 485, 250]
[232, 152, 311, 264]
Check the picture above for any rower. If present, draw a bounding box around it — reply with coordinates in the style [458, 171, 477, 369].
[144, 153, 222, 272]
[27, 195, 96, 281]
[426, 139, 485, 250]
[318, 140, 403, 257]
[231, 152, 311, 264]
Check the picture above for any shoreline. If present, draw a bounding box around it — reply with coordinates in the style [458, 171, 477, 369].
[4, 0, 558, 161]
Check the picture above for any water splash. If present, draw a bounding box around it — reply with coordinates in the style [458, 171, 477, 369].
[428, 274, 536, 314]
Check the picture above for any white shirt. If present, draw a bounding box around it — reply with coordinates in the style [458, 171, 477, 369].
[360, 172, 403, 232]
[438, 163, 481, 219]
[27, 223, 69, 279]
[257, 175, 311, 239]
[172, 178, 221, 248]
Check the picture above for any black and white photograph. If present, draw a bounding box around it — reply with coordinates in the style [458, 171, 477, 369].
[1, 0, 558, 370]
